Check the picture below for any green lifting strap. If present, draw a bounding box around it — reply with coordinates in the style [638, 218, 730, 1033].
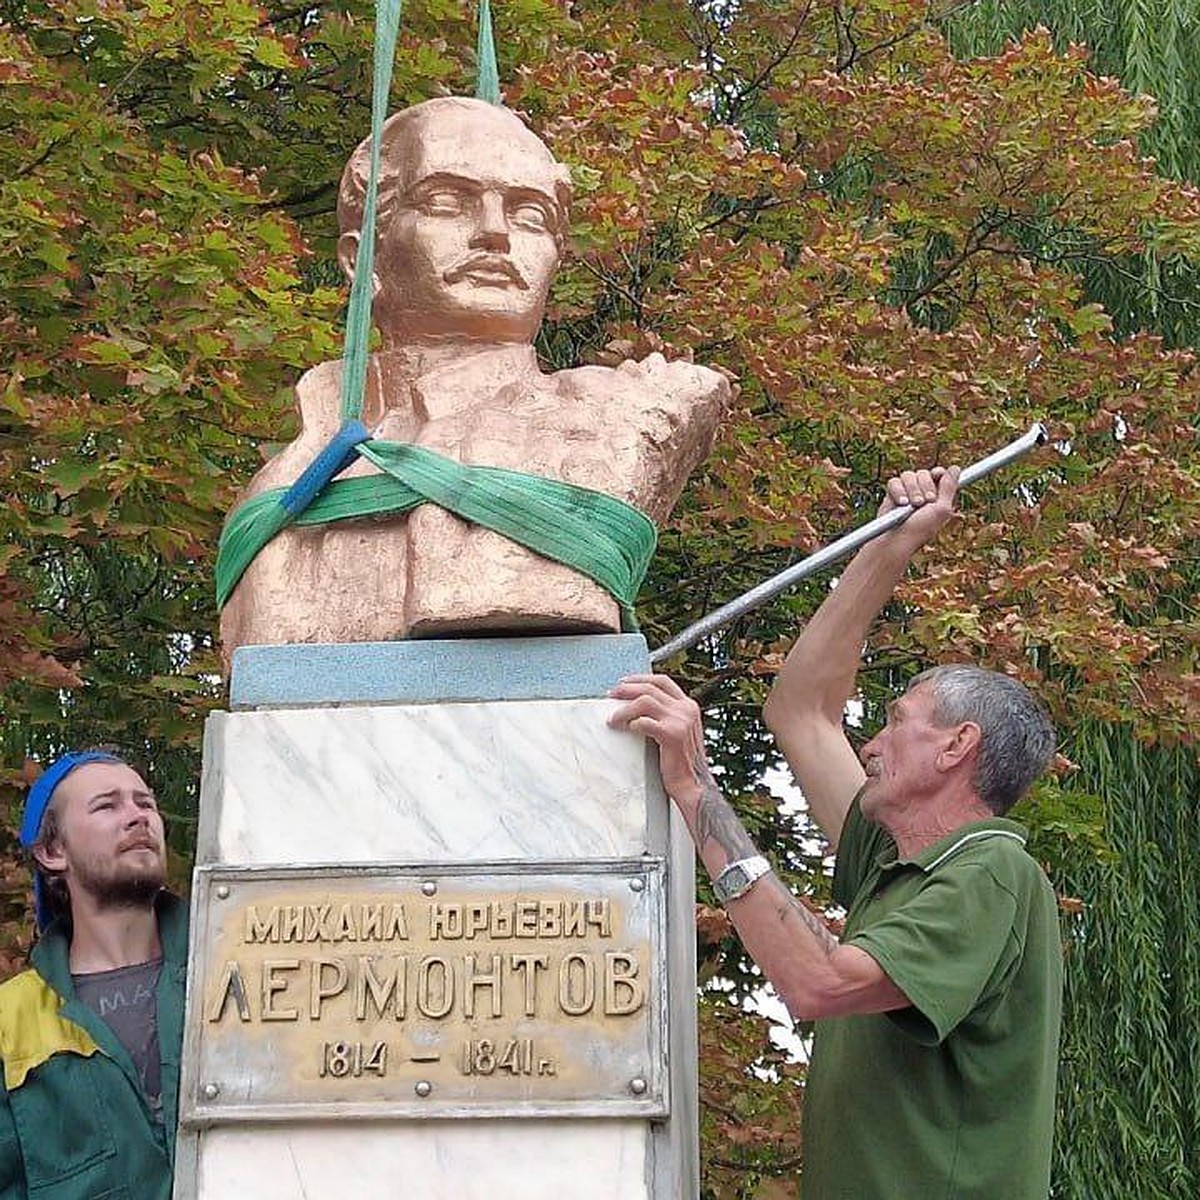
[476, 0, 502, 105]
[342, 0, 497, 423]
[340, 0, 403, 425]
[215, 446, 657, 630]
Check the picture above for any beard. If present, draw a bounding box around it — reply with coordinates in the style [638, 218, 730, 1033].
[71, 848, 168, 912]
[86, 873, 164, 911]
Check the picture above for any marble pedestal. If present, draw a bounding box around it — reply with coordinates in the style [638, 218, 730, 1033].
[175, 636, 697, 1199]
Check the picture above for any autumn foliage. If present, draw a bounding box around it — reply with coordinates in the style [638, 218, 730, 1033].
[3, 2, 1200, 1194]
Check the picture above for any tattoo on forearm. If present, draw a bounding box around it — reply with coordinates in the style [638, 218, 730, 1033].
[691, 752, 839, 954]
[693, 751, 758, 861]
[777, 895, 839, 956]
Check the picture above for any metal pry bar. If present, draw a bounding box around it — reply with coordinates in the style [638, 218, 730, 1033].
[649, 422, 1049, 665]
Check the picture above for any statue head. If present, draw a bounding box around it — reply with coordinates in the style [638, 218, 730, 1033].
[338, 97, 573, 348]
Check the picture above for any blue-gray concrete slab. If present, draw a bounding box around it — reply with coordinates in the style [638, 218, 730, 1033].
[228, 634, 651, 709]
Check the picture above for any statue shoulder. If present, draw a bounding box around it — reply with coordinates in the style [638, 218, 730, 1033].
[546, 351, 731, 522]
[555, 352, 732, 417]
[239, 360, 347, 496]
[556, 350, 734, 436]
[294, 359, 346, 433]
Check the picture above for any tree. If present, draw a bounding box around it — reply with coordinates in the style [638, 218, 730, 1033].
[0, 2, 349, 933]
[3, 2, 1200, 1194]
[1050, 723, 1200, 1199]
[949, 0, 1200, 182]
[949, 2, 1200, 1194]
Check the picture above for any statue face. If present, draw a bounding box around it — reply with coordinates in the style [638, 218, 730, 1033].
[370, 106, 565, 345]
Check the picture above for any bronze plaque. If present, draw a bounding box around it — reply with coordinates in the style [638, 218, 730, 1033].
[181, 861, 667, 1122]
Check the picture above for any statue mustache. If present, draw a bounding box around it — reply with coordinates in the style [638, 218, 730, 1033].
[443, 255, 529, 289]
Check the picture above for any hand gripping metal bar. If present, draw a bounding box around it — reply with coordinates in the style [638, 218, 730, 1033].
[650, 423, 1049, 664]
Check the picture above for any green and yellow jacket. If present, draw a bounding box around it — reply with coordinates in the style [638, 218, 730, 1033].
[0, 894, 187, 1200]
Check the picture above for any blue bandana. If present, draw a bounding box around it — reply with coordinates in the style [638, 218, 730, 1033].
[21, 750, 124, 930]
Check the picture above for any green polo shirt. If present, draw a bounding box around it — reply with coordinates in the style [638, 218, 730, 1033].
[801, 799, 1062, 1200]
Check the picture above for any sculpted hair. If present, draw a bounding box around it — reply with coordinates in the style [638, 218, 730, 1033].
[337, 97, 573, 249]
[910, 665, 1056, 815]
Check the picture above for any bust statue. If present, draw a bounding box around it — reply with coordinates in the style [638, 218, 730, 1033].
[220, 97, 731, 653]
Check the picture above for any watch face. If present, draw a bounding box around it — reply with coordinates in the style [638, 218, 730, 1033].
[715, 857, 768, 905]
[715, 864, 749, 903]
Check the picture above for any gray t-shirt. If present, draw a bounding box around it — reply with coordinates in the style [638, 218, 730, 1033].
[73, 958, 164, 1121]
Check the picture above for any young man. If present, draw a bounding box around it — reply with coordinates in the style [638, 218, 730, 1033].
[0, 751, 187, 1199]
[609, 466, 1062, 1199]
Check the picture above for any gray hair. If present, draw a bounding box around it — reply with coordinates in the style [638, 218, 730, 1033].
[910, 665, 1056, 815]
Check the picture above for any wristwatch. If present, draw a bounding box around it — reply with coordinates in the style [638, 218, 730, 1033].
[712, 855, 772, 906]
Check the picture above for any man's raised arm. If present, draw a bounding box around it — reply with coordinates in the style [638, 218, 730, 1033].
[762, 467, 959, 848]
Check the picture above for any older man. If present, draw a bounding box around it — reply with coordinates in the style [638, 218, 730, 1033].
[609, 467, 1062, 1199]
[221, 97, 729, 652]
[0, 752, 187, 1200]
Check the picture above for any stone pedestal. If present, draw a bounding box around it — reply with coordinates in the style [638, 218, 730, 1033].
[174, 636, 697, 1199]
